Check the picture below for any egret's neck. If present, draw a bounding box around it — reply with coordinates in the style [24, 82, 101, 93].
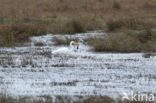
[70, 45, 75, 50]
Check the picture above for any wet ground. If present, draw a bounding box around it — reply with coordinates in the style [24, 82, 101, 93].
[0, 32, 156, 100]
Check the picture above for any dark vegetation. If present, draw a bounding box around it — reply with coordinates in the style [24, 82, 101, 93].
[0, 96, 154, 103]
[85, 30, 156, 52]
[34, 42, 46, 46]
[0, 0, 155, 52]
[0, 23, 47, 46]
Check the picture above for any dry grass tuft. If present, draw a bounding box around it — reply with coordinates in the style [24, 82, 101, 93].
[63, 19, 86, 34]
[85, 29, 156, 52]
[86, 35, 142, 52]
[106, 17, 154, 32]
[52, 37, 78, 46]
[34, 42, 46, 46]
[82, 96, 115, 103]
[112, 1, 121, 10]
[0, 23, 47, 46]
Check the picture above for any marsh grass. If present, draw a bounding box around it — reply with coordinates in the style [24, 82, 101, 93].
[0, 96, 154, 103]
[142, 53, 156, 58]
[0, 17, 101, 46]
[106, 17, 154, 32]
[53, 37, 78, 46]
[85, 29, 156, 52]
[0, 23, 47, 46]
[0, 0, 155, 48]
[63, 19, 86, 34]
[0, 96, 51, 103]
[34, 42, 46, 46]
[112, 1, 121, 10]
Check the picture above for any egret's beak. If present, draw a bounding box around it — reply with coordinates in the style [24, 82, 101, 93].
[75, 42, 79, 49]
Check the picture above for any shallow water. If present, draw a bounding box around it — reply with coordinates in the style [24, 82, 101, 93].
[0, 32, 156, 99]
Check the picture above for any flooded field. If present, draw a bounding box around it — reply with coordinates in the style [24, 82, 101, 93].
[0, 32, 156, 102]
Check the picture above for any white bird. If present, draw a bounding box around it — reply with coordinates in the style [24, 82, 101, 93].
[52, 41, 79, 55]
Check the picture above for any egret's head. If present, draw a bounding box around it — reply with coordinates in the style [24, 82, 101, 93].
[74, 42, 79, 49]
[70, 41, 79, 50]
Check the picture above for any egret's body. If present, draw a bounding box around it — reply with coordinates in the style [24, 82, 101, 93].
[52, 41, 79, 55]
[52, 47, 72, 54]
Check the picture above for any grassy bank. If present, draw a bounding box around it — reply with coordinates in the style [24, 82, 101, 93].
[0, 0, 155, 51]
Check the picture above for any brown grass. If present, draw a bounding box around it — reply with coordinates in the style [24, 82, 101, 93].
[63, 19, 86, 34]
[34, 42, 46, 46]
[0, 23, 47, 46]
[52, 37, 78, 46]
[106, 17, 155, 32]
[0, 0, 155, 18]
[112, 1, 121, 10]
[0, 96, 154, 103]
[0, 0, 155, 48]
[0, 96, 51, 103]
[85, 29, 156, 52]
